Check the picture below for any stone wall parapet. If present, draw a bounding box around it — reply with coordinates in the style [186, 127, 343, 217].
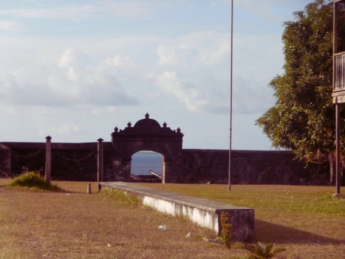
[0, 141, 335, 185]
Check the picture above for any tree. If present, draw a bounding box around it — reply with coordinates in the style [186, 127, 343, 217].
[256, 0, 345, 183]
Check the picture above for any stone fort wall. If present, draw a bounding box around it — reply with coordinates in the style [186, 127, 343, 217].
[0, 142, 112, 181]
[0, 142, 331, 185]
[178, 149, 330, 185]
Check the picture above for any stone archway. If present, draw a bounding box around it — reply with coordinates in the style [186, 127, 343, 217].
[106, 113, 183, 183]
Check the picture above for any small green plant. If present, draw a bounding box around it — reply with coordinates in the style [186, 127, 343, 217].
[101, 188, 141, 207]
[245, 242, 286, 259]
[220, 212, 232, 248]
[7, 172, 62, 192]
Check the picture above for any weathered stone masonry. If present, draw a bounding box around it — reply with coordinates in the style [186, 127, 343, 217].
[0, 142, 113, 181]
[0, 114, 335, 184]
[109, 113, 183, 183]
[0, 143, 331, 185]
[178, 149, 330, 185]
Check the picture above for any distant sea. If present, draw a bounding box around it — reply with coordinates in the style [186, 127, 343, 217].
[131, 152, 163, 175]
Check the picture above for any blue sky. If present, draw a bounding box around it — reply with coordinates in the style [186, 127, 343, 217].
[0, 0, 314, 150]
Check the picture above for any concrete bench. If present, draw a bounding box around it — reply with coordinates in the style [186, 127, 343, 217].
[100, 182, 254, 242]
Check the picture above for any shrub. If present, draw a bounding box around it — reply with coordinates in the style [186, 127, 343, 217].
[245, 242, 286, 259]
[7, 172, 62, 192]
[101, 188, 141, 207]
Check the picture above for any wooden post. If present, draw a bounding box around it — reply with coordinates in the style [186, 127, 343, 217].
[45, 136, 52, 183]
[87, 183, 91, 194]
[97, 138, 104, 190]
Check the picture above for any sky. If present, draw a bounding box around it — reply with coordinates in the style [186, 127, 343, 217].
[0, 0, 313, 150]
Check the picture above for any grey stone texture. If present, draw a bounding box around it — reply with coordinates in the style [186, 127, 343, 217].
[110, 113, 183, 183]
[0, 144, 11, 177]
[100, 182, 255, 242]
[0, 115, 336, 184]
[178, 149, 330, 185]
[0, 144, 333, 184]
[0, 142, 113, 181]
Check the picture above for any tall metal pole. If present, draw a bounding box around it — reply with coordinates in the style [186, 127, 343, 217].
[228, 0, 234, 191]
[335, 104, 341, 195]
[333, 0, 341, 195]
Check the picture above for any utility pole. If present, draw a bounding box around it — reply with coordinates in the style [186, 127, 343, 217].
[228, 0, 234, 191]
[332, 0, 345, 196]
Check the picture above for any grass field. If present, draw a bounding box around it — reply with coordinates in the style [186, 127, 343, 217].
[0, 179, 344, 259]
[0, 180, 246, 259]
[138, 183, 345, 259]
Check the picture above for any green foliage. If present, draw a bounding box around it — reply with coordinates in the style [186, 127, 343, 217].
[101, 188, 141, 207]
[7, 172, 62, 192]
[220, 212, 232, 248]
[256, 0, 345, 163]
[245, 242, 286, 259]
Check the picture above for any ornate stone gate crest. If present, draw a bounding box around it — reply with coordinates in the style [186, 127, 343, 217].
[106, 113, 183, 183]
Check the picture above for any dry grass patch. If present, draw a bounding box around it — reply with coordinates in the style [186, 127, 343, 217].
[137, 183, 345, 259]
[0, 180, 247, 259]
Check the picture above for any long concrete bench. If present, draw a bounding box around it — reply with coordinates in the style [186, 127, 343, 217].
[100, 182, 254, 241]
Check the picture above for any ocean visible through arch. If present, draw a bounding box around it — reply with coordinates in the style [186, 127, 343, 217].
[131, 151, 162, 175]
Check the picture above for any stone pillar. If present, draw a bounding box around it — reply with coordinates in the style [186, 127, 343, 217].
[125, 160, 131, 181]
[119, 158, 132, 182]
[97, 138, 104, 188]
[162, 159, 172, 183]
[0, 144, 11, 177]
[45, 136, 52, 183]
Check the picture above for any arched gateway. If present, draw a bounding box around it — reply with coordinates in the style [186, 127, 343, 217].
[106, 113, 183, 183]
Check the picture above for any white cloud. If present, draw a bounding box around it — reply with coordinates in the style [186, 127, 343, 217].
[58, 48, 77, 68]
[0, 48, 139, 107]
[95, 1, 154, 20]
[233, 76, 276, 114]
[230, 33, 284, 79]
[101, 55, 134, 68]
[57, 123, 80, 135]
[156, 31, 230, 68]
[0, 2, 154, 21]
[237, 0, 280, 23]
[156, 44, 187, 66]
[197, 38, 229, 66]
[0, 0, 312, 150]
[231, 0, 312, 24]
[153, 30, 281, 114]
[89, 106, 117, 115]
[0, 29, 280, 116]
[156, 71, 205, 111]
[58, 48, 95, 68]
[0, 5, 94, 20]
[155, 71, 229, 113]
[0, 20, 23, 31]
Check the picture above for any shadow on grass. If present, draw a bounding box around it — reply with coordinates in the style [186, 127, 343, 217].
[255, 220, 344, 244]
